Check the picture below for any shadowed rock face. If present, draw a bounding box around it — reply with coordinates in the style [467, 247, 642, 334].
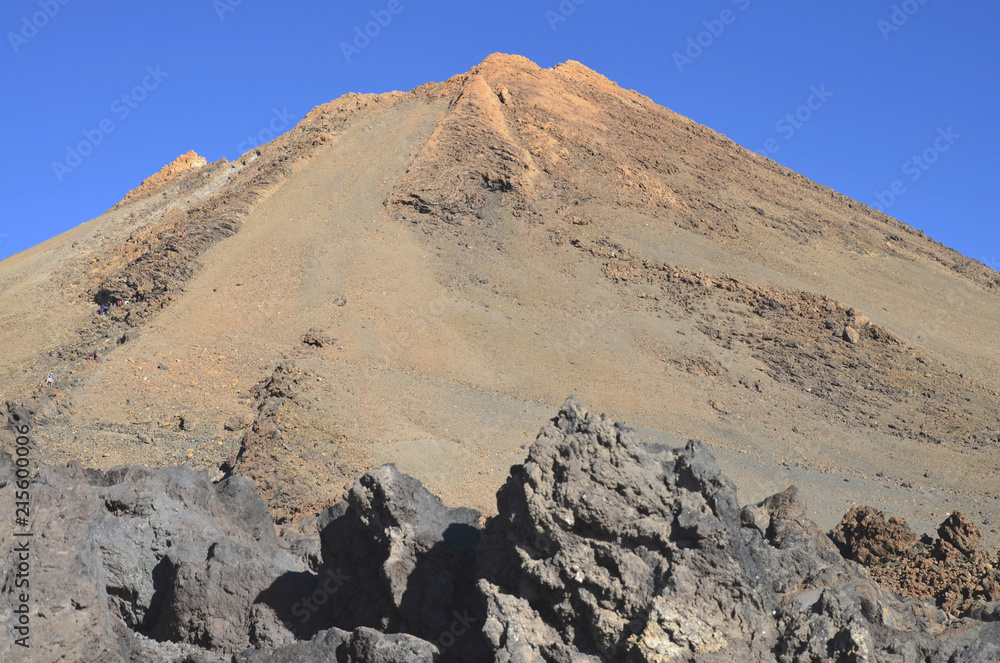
[0, 453, 317, 662]
[284, 462, 483, 653]
[4, 398, 1000, 662]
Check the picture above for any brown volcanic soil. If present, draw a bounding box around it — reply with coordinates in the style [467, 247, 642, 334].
[4, 53, 1000, 553]
[583, 236, 1000, 446]
[831, 506, 1000, 617]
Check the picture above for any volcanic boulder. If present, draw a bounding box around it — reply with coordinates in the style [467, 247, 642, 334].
[234, 626, 440, 663]
[313, 464, 483, 655]
[475, 396, 1000, 662]
[0, 457, 309, 662]
[831, 505, 1000, 619]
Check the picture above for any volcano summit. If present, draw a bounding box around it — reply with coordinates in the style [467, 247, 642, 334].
[3, 54, 1000, 661]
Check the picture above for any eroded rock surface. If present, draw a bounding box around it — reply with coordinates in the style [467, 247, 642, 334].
[0, 455, 309, 662]
[5, 397, 1000, 662]
[832, 505, 1000, 619]
[477, 397, 1000, 662]
[312, 463, 483, 658]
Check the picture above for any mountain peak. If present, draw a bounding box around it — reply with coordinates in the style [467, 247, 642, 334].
[113, 150, 210, 210]
[5, 58, 1000, 635]
[473, 52, 542, 73]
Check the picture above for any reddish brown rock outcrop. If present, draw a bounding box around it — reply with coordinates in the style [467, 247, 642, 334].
[831, 505, 1000, 617]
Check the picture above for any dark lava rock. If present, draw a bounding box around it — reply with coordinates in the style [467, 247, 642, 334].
[0, 458, 307, 661]
[5, 396, 1000, 662]
[235, 626, 439, 663]
[478, 396, 780, 661]
[300, 329, 333, 348]
[312, 464, 483, 657]
[476, 396, 1000, 662]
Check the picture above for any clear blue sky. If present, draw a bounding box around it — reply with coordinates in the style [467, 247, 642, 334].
[1, 1, 996, 266]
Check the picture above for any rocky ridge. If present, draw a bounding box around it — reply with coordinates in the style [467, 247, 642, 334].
[582, 236, 1000, 446]
[112, 150, 209, 211]
[4, 397, 1000, 662]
